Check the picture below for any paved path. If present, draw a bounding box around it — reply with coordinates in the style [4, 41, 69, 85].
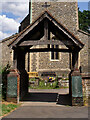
[29, 88, 69, 94]
[3, 102, 88, 118]
[2, 89, 89, 119]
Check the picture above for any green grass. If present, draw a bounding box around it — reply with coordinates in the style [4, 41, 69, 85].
[2, 103, 20, 116]
[30, 80, 60, 89]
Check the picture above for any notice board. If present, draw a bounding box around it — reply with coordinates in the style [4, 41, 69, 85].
[7, 76, 17, 98]
[72, 76, 82, 97]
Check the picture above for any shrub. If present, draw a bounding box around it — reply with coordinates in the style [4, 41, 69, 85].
[1, 64, 10, 100]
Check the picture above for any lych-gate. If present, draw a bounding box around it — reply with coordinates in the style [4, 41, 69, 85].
[7, 11, 84, 106]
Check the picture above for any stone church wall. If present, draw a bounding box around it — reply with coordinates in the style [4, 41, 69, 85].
[19, 14, 30, 32]
[32, 2, 78, 34]
[28, 45, 70, 77]
[0, 34, 18, 68]
[76, 31, 89, 73]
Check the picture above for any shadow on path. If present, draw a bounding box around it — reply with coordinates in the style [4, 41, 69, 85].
[21, 92, 71, 106]
[22, 92, 58, 102]
[57, 94, 72, 106]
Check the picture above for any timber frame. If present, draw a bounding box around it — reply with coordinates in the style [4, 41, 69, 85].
[7, 11, 84, 105]
[8, 11, 84, 51]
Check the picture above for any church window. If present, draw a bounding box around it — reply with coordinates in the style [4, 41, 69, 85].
[51, 45, 59, 60]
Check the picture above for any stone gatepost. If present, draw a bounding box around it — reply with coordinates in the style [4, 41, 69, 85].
[7, 69, 20, 103]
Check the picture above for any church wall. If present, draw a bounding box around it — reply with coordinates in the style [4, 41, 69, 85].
[38, 51, 70, 77]
[32, 2, 78, 34]
[29, 45, 70, 77]
[1, 35, 17, 68]
[20, 14, 30, 32]
[76, 31, 89, 73]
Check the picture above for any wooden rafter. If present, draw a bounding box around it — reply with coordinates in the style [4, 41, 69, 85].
[28, 48, 71, 53]
[8, 11, 84, 50]
[19, 40, 73, 46]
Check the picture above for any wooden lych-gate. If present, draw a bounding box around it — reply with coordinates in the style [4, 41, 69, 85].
[7, 11, 84, 106]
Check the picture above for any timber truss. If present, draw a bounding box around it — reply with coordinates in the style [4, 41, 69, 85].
[8, 11, 84, 53]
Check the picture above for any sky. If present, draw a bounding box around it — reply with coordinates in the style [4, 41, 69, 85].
[0, 1, 89, 40]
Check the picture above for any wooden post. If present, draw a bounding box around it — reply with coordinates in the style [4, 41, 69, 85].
[28, 52, 30, 72]
[44, 19, 49, 41]
[72, 52, 79, 70]
[17, 50, 25, 71]
[44, 19, 50, 48]
[13, 49, 17, 69]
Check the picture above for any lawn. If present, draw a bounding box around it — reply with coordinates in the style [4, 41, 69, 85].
[1, 102, 20, 117]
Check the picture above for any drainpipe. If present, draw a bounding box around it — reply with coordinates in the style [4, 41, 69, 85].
[29, 0, 32, 24]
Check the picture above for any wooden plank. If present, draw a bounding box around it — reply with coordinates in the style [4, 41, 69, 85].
[19, 40, 73, 46]
[44, 19, 49, 40]
[27, 48, 71, 53]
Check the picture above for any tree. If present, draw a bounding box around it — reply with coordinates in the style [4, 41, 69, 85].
[78, 9, 90, 33]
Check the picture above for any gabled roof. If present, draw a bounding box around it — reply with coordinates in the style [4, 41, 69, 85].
[0, 33, 18, 43]
[8, 11, 84, 50]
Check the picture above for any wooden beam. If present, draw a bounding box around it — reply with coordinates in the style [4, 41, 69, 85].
[28, 48, 71, 53]
[72, 52, 79, 70]
[19, 40, 73, 46]
[44, 19, 49, 40]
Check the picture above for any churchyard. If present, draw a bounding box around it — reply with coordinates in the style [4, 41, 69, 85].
[29, 76, 69, 89]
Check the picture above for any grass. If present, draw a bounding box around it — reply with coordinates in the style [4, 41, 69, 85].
[1, 102, 20, 117]
[29, 80, 69, 89]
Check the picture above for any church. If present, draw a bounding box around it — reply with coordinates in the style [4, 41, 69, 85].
[0, 0, 90, 105]
[0, 1, 89, 77]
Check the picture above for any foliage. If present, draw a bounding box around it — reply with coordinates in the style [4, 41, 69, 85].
[29, 78, 36, 81]
[2, 103, 19, 116]
[1, 64, 10, 100]
[30, 76, 60, 89]
[78, 9, 90, 33]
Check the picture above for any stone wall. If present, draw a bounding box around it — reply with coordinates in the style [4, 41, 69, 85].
[19, 14, 30, 32]
[32, 2, 78, 34]
[28, 45, 70, 77]
[1, 34, 18, 68]
[82, 73, 90, 106]
[76, 30, 89, 73]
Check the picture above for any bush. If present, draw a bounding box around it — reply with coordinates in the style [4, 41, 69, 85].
[1, 64, 10, 100]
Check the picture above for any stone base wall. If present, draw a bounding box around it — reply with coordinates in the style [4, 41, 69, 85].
[82, 73, 90, 106]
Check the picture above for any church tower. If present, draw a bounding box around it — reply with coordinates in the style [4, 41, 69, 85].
[25, 0, 80, 76]
[29, 0, 79, 34]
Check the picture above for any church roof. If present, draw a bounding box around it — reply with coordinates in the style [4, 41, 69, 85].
[8, 11, 84, 50]
[0, 33, 18, 43]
